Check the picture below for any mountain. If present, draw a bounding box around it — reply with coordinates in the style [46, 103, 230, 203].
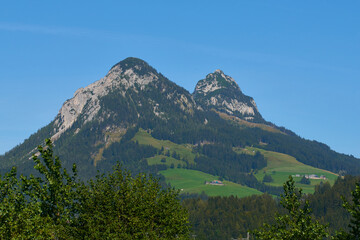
[0, 57, 200, 176]
[52, 57, 196, 142]
[193, 69, 264, 123]
[1, 57, 359, 193]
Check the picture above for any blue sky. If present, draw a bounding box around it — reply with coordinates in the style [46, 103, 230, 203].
[0, 1, 359, 157]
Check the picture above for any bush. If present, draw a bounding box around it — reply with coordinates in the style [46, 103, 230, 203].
[0, 139, 190, 239]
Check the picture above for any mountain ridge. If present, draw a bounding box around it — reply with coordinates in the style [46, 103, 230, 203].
[51, 57, 163, 141]
[1, 57, 359, 186]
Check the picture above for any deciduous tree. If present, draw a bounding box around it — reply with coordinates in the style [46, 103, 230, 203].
[0, 139, 190, 239]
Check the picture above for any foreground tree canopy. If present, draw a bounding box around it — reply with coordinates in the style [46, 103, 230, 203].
[334, 181, 360, 240]
[253, 176, 329, 240]
[0, 139, 189, 239]
[253, 176, 360, 240]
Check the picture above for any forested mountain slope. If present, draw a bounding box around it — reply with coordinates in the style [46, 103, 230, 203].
[0, 57, 359, 187]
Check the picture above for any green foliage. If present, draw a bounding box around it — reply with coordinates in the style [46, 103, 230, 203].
[300, 176, 311, 185]
[196, 144, 267, 173]
[253, 176, 328, 240]
[183, 176, 360, 239]
[307, 176, 360, 235]
[100, 140, 158, 173]
[183, 194, 281, 240]
[193, 144, 282, 195]
[334, 181, 360, 240]
[77, 165, 189, 239]
[248, 146, 338, 191]
[0, 139, 190, 239]
[260, 134, 360, 176]
[0, 139, 79, 239]
[262, 174, 274, 183]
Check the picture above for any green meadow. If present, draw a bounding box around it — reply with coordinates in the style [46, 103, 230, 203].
[160, 168, 262, 197]
[133, 130, 338, 195]
[133, 130, 261, 197]
[239, 147, 338, 193]
[132, 129, 196, 164]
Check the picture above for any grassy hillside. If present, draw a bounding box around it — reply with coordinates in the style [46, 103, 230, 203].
[160, 168, 262, 197]
[132, 129, 196, 165]
[134, 129, 339, 195]
[133, 130, 263, 197]
[217, 111, 284, 134]
[236, 147, 339, 193]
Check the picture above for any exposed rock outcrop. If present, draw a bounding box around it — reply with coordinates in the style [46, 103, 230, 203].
[193, 69, 263, 122]
[51, 57, 195, 141]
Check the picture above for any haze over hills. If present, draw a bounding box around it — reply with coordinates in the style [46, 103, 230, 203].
[1, 57, 359, 195]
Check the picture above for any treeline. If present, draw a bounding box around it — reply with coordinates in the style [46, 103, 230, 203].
[196, 144, 267, 172]
[260, 133, 360, 175]
[149, 110, 360, 176]
[191, 144, 283, 195]
[308, 175, 360, 235]
[98, 139, 167, 176]
[183, 194, 282, 240]
[183, 175, 360, 239]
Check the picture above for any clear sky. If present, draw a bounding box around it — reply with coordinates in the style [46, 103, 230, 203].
[0, 1, 359, 158]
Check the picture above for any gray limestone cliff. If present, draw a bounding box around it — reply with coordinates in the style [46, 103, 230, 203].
[193, 69, 264, 122]
[51, 57, 196, 141]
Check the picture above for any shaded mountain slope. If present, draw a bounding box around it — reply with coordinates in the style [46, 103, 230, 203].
[0, 57, 359, 183]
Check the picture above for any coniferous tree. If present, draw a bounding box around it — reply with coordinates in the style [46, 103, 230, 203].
[253, 176, 328, 240]
[334, 182, 360, 240]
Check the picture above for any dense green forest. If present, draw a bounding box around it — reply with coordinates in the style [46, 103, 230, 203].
[183, 175, 360, 239]
[183, 194, 282, 239]
[308, 175, 360, 235]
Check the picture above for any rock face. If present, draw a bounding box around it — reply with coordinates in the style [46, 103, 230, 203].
[52, 64, 265, 142]
[51, 57, 196, 141]
[0, 57, 267, 174]
[193, 69, 264, 122]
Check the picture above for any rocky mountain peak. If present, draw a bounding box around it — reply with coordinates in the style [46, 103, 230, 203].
[194, 69, 240, 97]
[193, 70, 264, 123]
[52, 57, 160, 141]
[51, 57, 197, 141]
[108, 57, 158, 77]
